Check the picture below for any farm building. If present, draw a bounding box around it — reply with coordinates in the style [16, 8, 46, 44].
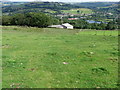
[48, 23, 73, 29]
[62, 23, 74, 29]
[68, 18, 79, 20]
[48, 25, 64, 29]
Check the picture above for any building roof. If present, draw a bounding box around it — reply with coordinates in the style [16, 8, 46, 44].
[68, 18, 79, 20]
[62, 23, 73, 27]
[49, 25, 62, 27]
[48, 25, 64, 28]
[48, 23, 73, 29]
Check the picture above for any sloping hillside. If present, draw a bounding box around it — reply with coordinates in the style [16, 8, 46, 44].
[73, 2, 119, 15]
[73, 2, 118, 8]
[2, 2, 84, 14]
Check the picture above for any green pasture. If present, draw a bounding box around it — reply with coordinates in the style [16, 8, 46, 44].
[61, 8, 93, 14]
[2, 26, 118, 88]
[45, 9, 57, 13]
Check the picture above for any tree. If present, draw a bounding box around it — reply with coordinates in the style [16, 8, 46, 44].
[99, 23, 106, 30]
[77, 10, 80, 14]
[11, 14, 26, 25]
[2, 16, 12, 25]
[24, 12, 57, 27]
[106, 21, 117, 30]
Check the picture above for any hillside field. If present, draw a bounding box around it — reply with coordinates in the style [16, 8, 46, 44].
[2, 26, 118, 88]
[61, 8, 93, 14]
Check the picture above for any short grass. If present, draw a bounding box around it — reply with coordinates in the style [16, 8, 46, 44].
[2, 26, 118, 88]
[61, 8, 93, 14]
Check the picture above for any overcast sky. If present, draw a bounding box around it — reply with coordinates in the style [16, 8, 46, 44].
[9, 0, 120, 2]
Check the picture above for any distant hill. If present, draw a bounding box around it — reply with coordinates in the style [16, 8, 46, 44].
[2, 0, 28, 7]
[73, 2, 119, 15]
[73, 2, 118, 9]
[2, 1, 119, 16]
[2, 2, 84, 15]
[96, 2, 119, 14]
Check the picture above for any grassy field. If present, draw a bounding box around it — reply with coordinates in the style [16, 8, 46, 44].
[44, 9, 57, 14]
[61, 8, 93, 14]
[2, 26, 118, 88]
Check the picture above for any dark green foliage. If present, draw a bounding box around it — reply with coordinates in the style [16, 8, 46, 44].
[106, 21, 118, 30]
[77, 10, 80, 14]
[23, 12, 52, 27]
[11, 14, 26, 26]
[2, 12, 60, 28]
[2, 16, 12, 25]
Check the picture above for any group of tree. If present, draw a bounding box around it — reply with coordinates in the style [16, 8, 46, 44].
[2, 12, 118, 30]
[2, 12, 60, 28]
[63, 19, 118, 30]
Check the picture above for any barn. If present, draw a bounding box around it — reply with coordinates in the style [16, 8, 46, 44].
[48, 25, 64, 29]
[62, 23, 74, 29]
[48, 23, 73, 29]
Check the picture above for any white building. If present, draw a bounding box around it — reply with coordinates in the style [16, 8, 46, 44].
[48, 25, 64, 29]
[48, 23, 73, 29]
[62, 23, 73, 29]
